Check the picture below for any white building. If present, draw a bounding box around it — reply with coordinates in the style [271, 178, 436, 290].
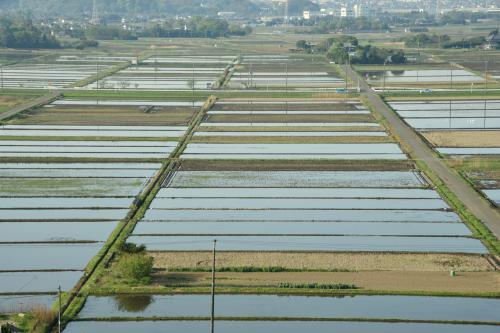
[340, 6, 353, 17]
[353, 4, 363, 17]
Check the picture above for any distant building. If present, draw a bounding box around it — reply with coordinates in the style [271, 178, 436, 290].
[217, 12, 236, 19]
[340, 6, 353, 17]
[353, 4, 363, 18]
[303, 10, 323, 20]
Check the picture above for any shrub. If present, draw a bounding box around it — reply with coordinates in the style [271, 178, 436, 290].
[115, 253, 154, 283]
[119, 242, 146, 254]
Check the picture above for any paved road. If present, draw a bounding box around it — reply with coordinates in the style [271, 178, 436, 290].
[345, 66, 500, 238]
[0, 91, 62, 122]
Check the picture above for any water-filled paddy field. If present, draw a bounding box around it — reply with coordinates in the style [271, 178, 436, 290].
[77, 294, 500, 322]
[0, 63, 110, 89]
[123, 98, 487, 253]
[359, 68, 485, 90]
[63, 320, 500, 333]
[0, 97, 193, 309]
[228, 55, 344, 89]
[86, 55, 233, 90]
[388, 99, 500, 207]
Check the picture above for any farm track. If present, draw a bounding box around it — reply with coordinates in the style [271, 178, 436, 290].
[345, 65, 500, 238]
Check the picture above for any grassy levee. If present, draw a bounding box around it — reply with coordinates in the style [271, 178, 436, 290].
[213, 57, 238, 90]
[362, 96, 499, 255]
[70, 61, 132, 88]
[52, 95, 217, 333]
[62, 89, 359, 100]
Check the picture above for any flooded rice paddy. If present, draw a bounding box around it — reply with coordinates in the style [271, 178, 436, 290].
[63, 320, 500, 333]
[169, 171, 426, 188]
[143, 209, 461, 222]
[0, 125, 187, 138]
[128, 235, 486, 253]
[0, 63, 110, 88]
[0, 243, 102, 270]
[364, 69, 483, 84]
[388, 99, 500, 206]
[0, 271, 82, 293]
[78, 294, 500, 322]
[0, 222, 118, 242]
[181, 143, 406, 160]
[134, 221, 470, 236]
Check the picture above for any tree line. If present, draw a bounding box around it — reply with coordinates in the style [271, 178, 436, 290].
[0, 15, 60, 48]
[296, 36, 406, 65]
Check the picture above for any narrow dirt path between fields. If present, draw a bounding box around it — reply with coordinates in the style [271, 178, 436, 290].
[345, 66, 500, 238]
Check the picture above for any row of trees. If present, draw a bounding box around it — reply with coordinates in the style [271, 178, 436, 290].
[0, 15, 60, 48]
[141, 17, 251, 39]
[327, 43, 406, 65]
[401, 29, 498, 49]
[289, 10, 500, 34]
[65, 17, 251, 41]
[296, 36, 406, 65]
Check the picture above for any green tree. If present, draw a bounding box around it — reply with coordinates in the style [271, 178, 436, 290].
[115, 253, 154, 283]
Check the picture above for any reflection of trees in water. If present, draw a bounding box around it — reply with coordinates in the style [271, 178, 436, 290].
[114, 295, 154, 313]
[391, 70, 405, 76]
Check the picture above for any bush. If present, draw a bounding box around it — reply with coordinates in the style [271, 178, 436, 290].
[119, 242, 146, 254]
[115, 253, 154, 283]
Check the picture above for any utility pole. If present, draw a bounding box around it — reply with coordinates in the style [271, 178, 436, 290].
[91, 0, 100, 25]
[192, 63, 195, 109]
[153, 45, 158, 89]
[284, 0, 289, 33]
[450, 66, 453, 90]
[449, 99, 452, 129]
[58, 285, 62, 333]
[382, 60, 387, 94]
[285, 63, 289, 112]
[96, 57, 99, 105]
[0, 64, 3, 90]
[211, 240, 217, 333]
[484, 60, 488, 129]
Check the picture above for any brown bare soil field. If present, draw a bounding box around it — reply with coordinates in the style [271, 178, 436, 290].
[179, 159, 414, 171]
[205, 114, 372, 123]
[153, 271, 500, 293]
[424, 131, 500, 148]
[151, 252, 495, 272]
[11, 105, 196, 126]
[0, 95, 28, 113]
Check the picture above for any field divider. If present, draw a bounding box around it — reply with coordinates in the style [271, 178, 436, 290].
[213, 57, 238, 90]
[49, 95, 218, 333]
[71, 61, 132, 88]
